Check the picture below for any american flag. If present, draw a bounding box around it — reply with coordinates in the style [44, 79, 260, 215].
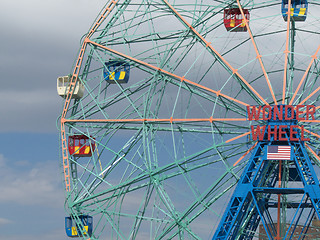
[267, 146, 291, 160]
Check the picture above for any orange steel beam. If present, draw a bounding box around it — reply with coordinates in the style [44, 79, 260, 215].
[300, 120, 320, 123]
[236, 0, 277, 105]
[282, 0, 292, 104]
[63, 117, 248, 123]
[87, 0, 119, 39]
[162, 0, 268, 105]
[61, 40, 88, 120]
[301, 128, 320, 139]
[233, 142, 258, 167]
[60, 39, 88, 192]
[306, 144, 320, 165]
[87, 39, 249, 107]
[61, 0, 119, 119]
[226, 131, 250, 143]
[299, 85, 320, 105]
[65, 117, 250, 144]
[290, 45, 320, 105]
[61, 124, 71, 192]
[276, 159, 282, 240]
[60, 0, 119, 192]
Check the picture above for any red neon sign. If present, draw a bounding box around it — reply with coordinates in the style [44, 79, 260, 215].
[247, 105, 313, 141]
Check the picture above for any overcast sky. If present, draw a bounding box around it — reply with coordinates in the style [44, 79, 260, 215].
[3, 1, 320, 239]
[0, 1, 105, 239]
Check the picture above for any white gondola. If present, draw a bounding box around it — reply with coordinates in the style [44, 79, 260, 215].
[57, 76, 85, 99]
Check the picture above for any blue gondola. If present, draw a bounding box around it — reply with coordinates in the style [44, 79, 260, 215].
[65, 215, 93, 238]
[103, 60, 130, 84]
[282, 0, 308, 21]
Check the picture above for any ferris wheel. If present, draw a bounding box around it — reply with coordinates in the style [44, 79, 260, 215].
[58, 0, 320, 239]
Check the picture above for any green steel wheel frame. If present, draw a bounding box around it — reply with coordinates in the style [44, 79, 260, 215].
[59, 0, 320, 239]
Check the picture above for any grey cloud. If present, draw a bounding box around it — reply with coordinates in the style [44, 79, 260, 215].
[0, 153, 63, 207]
[0, 0, 106, 133]
[0, 218, 13, 225]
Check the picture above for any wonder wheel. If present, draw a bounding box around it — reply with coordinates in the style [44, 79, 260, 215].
[58, 0, 320, 239]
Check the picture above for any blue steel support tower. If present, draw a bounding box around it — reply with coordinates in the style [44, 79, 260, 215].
[213, 106, 320, 239]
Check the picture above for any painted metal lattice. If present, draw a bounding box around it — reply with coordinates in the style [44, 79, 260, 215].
[214, 107, 320, 239]
[59, 0, 320, 239]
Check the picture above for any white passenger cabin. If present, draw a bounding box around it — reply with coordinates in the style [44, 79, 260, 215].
[57, 76, 84, 99]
